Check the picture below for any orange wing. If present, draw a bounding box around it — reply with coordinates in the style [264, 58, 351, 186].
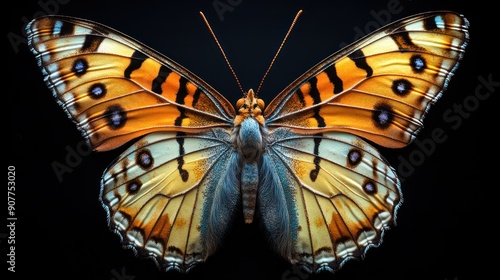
[264, 11, 469, 148]
[26, 16, 235, 151]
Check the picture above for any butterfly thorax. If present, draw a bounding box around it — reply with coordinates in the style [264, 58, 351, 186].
[232, 89, 266, 160]
[232, 89, 267, 223]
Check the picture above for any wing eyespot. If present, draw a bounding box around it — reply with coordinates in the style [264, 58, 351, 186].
[347, 149, 363, 167]
[104, 105, 127, 130]
[362, 179, 377, 195]
[72, 58, 88, 76]
[88, 83, 107, 99]
[410, 54, 426, 73]
[392, 79, 412, 96]
[136, 149, 154, 170]
[126, 180, 142, 194]
[372, 103, 394, 129]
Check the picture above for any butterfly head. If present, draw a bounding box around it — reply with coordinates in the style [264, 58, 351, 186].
[234, 89, 266, 127]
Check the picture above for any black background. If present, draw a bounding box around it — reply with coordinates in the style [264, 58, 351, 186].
[6, 0, 496, 280]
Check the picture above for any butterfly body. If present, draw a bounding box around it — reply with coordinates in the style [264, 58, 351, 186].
[232, 89, 266, 223]
[26, 11, 469, 273]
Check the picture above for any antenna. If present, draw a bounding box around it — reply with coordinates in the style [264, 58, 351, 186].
[256, 10, 303, 94]
[199, 10, 303, 95]
[199, 11, 245, 95]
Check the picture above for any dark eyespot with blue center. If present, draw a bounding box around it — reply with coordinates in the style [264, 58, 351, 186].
[104, 105, 127, 130]
[347, 149, 363, 167]
[392, 79, 412, 96]
[72, 58, 88, 77]
[372, 103, 393, 129]
[410, 55, 426, 73]
[136, 149, 153, 170]
[363, 180, 377, 195]
[89, 83, 106, 99]
[127, 180, 142, 194]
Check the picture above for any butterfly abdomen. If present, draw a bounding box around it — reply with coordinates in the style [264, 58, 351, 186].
[237, 117, 264, 223]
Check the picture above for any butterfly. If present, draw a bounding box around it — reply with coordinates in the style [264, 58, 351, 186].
[26, 10, 469, 273]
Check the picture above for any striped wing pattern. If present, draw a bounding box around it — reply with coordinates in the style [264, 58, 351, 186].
[100, 129, 237, 271]
[26, 16, 235, 151]
[265, 12, 469, 148]
[263, 128, 401, 272]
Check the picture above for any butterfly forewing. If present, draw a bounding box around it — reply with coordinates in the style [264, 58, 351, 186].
[26, 16, 235, 151]
[264, 11, 469, 148]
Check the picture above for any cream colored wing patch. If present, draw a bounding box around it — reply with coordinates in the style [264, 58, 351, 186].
[264, 128, 401, 272]
[100, 128, 237, 272]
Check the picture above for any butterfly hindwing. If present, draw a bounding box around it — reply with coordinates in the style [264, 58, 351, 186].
[100, 128, 239, 271]
[264, 11, 469, 148]
[26, 16, 235, 151]
[263, 128, 401, 272]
